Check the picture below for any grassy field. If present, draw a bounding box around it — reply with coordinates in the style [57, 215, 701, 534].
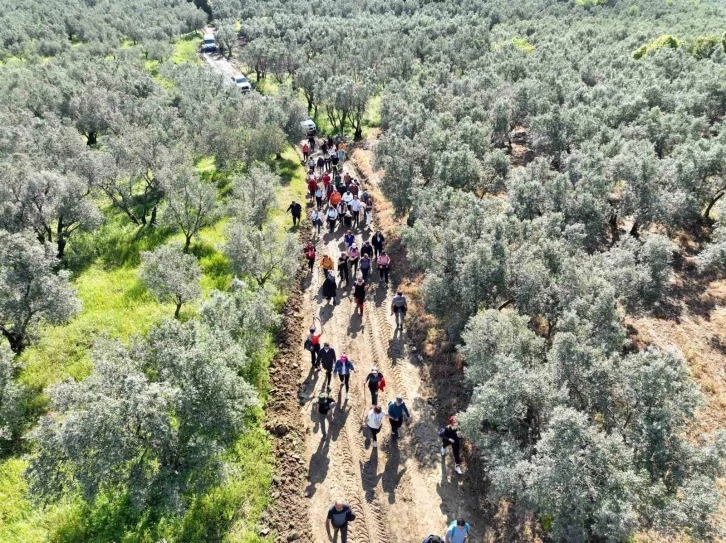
[0, 147, 307, 542]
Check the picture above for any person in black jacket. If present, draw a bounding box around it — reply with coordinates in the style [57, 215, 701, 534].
[441, 416, 463, 475]
[372, 231, 385, 258]
[338, 252, 350, 286]
[363, 367, 384, 405]
[286, 201, 302, 227]
[319, 342, 337, 389]
[352, 277, 367, 314]
[361, 240, 374, 260]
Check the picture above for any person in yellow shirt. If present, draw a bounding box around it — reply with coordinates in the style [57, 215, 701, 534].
[320, 254, 335, 272]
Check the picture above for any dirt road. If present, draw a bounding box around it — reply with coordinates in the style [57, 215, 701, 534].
[294, 153, 476, 543]
[198, 39, 480, 541]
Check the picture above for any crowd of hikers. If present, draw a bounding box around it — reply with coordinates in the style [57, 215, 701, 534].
[296, 133, 468, 543]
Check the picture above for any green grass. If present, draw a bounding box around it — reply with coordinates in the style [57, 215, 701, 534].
[272, 146, 308, 232]
[172, 32, 202, 64]
[0, 151, 304, 542]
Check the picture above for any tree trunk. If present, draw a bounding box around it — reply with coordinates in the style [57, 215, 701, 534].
[174, 302, 182, 319]
[183, 235, 192, 253]
[609, 212, 619, 245]
[629, 220, 639, 238]
[1, 328, 26, 354]
[704, 191, 725, 221]
[354, 122, 363, 141]
[86, 131, 98, 146]
[57, 236, 67, 259]
[149, 205, 158, 227]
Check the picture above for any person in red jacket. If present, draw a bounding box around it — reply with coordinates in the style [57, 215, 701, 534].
[302, 142, 310, 161]
[307, 178, 318, 202]
[304, 242, 316, 273]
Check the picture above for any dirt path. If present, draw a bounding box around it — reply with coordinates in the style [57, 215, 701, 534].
[291, 150, 477, 543]
[194, 41, 483, 540]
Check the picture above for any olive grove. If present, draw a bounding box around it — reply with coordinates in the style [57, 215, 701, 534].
[234, 0, 726, 538]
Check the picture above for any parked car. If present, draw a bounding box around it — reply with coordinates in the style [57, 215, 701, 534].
[301, 118, 317, 135]
[232, 75, 252, 92]
[202, 34, 217, 52]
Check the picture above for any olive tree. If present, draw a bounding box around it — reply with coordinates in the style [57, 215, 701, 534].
[140, 245, 202, 318]
[0, 230, 80, 353]
[0, 169, 102, 258]
[161, 166, 218, 252]
[26, 318, 257, 510]
[227, 164, 279, 229]
[0, 345, 31, 454]
[224, 222, 298, 288]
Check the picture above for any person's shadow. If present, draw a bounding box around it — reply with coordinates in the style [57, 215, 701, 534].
[381, 437, 407, 504]
[348, 311, 363, 337]
[360, 448, 382, 503]
[305, 431, 331, 499]
[330, 394, 350, 442]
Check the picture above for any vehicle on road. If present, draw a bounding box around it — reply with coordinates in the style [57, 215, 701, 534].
[301, 118, 317, 135]
[232, 75, 252, 92]
[202, 34, 217, 52]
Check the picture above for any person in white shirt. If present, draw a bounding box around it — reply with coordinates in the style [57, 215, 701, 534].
[361, 405, 388, 448]
[350, 196, 361, 227]
[311, 208, 322, 235]
[326, 206, 339, 232]
[342, 190, 353, 209]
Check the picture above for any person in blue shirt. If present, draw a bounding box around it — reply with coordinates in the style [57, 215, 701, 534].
[445, 518, 470, 543]
[387, 396, 410, 438]
[333, 354, 355, 400]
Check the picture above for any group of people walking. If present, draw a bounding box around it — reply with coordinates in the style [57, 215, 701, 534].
[298, 136, 468, 543]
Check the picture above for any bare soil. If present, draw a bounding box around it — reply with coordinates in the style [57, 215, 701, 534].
[265, 143, 489, 543]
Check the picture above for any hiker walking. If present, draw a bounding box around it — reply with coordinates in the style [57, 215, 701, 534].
[307, 177, 318, 202]
[391, 291, 408, 330]
[351, 195, 361, 227]
[348, 244, 360, 277]
[440, 416, 464, 475]
[326, 206, 339, 233]
[445, 519, 470, 543]
[319, 342, 337, 389]
[286, 200, 302, 227]
[377, 250, 390, 284]
[361, 240, 374, 260]
[352, 277, 367, 314]
[317, 155, 325, 174]
[320, 253, 335, 273]
[316, 388, 336, 438]
[322, 269, 338, 305]
[344, 230, 355, 250]
[311, 208, 323, 235]
[302, 141, 310, 161]
[360, 253, 372, 283]
[372, 231, 385, 257]
[364, 367, 385, 405]
[304, 242, 316, 273]
[338, 252, 350, 286]
[361, 405, 387, 448]
[304, 318, 324, 369]
[387, 396, 410, 438]
[315, 185, 324, 208]
[334, 354, 355, 400]
[326, 500, 354, 543]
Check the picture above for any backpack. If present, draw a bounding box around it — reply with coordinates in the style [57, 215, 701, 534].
[305, 248, 315, 260]
[304, 338, 314, 351]
[423, 536, 443, 543]
[447, 521, 470, 536]
[378, 376, 386, 391]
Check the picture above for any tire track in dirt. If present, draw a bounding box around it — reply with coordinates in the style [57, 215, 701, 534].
[301, 198, 391, 543]
[296, 147, 480, 543]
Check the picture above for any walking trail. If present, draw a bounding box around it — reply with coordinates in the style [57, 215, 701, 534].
[294, 151, 474, 543]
